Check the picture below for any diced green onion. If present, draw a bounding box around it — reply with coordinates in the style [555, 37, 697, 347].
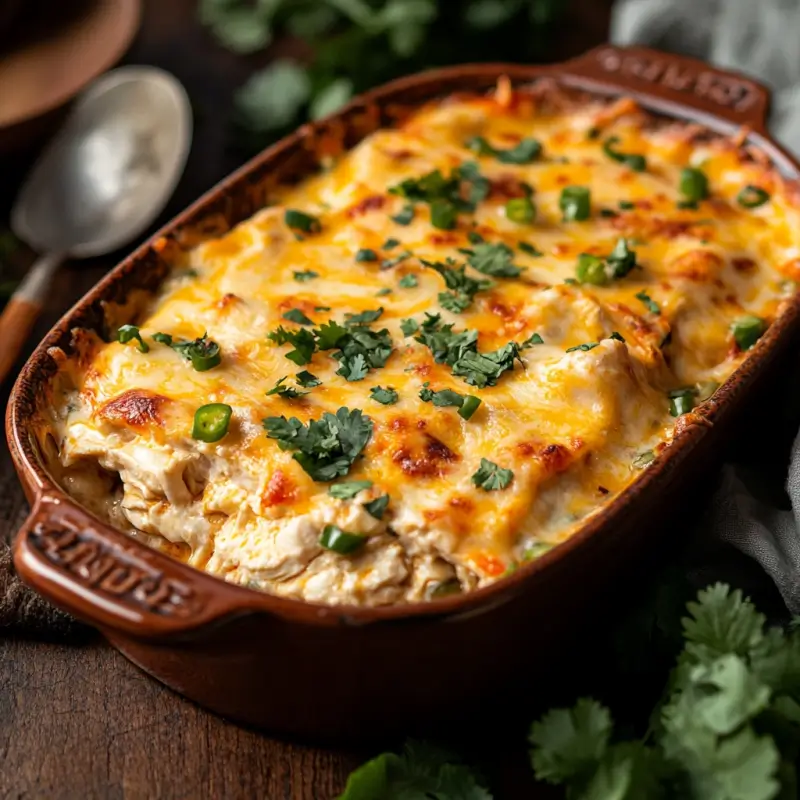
[602, 137, 647, 172]
[192, 403, 232, 443]
[177, 337, 222, 372]
[319, 524, 367, 555]
[430, 199, 457, 230]
[631, 450, 655, 469]
[679, 167, 709, 204]
[731, 315, 767, 350]
[668, 388, 695, 417]
[737, 185, 770, 209]
[458, 395, 482, 420]
[560, 186, 591, 222]
[576, 253, 608, 285]
[505, 196, 536, 224]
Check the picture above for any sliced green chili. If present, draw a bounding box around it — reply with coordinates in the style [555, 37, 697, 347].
[576, 253, 608, 285]
[458, 395, 482, 420]
[737, 185, 770, 209]
[505, 196, 536, 224]
[192, 403, 232, 443]
[319, 524, 367, 555]
[731, 315, 767, 350]
[430, 199, 457, 230]
[679, 167, 709, 204]
[668, 388, 696, 417]
[602, 136, 646, 172]
[284, 209, 321, 234]
[427, 578, 462, 599]
[560, 186, 591, 222]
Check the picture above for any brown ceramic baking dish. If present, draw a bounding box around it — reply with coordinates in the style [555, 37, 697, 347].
[8, 44, 800, 741]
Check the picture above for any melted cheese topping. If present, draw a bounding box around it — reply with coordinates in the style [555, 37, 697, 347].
[49, 88, 800, 606]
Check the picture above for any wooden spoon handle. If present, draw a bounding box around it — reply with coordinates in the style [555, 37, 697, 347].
[0, 251, 62, 385]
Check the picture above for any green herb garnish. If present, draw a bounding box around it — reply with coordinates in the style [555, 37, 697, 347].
[505, 196, 536, 224]
[669, 387, 696, 417]
[263, 407, 373, 481]
[602, 136, 647, 171]
[328, 480, 373, 500]
[471, 458, 513, 490]
[295, 370, 321, 388]
[282, 308, 314, 325]
[293, 270, 319, 282]
[519, 242, 543, 256]
[319, 524, 367, 555]
[566, 342, 599, 353]
[266, 375, 308, 399]
[419, 386, 481, 419]
[635, 290, 660, 315]
[363, 494, 389, 520]
[370, 386, 398, 405]
[355, 248, 378, 262]
[267, 326, 317, 365]
[381, 250, 412, 270]
[382, 237, 400, 250]
[422, 258, 492, 313]
[521, 332, 544, 347]
[680, 167, 709, 204]
[117, 325, 149, 353]
[398, 273, 418, 288]
[391, 204, 415, 225]
[161, 333, 222, 371]
[465, 135, 542, 164]
[464, 241, 522, 278]
[631, 450, 655, 469]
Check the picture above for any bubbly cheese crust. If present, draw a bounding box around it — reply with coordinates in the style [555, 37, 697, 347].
[47, 86, 800, 606]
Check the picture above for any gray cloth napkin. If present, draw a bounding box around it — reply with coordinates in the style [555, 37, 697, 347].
[611, 0, 800, 613]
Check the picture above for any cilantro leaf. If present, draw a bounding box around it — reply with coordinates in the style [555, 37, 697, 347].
[296, 370, 321, 388]
[422, 258, 492, 313]
[338, 740, 492, 800]
[399, 273, 418, 288]
[266, 376, 308, 399]
[636, 290, 660, 315]
[338, 353, 369, 381]
[471, 458, 513, 490]
[364, 493, 390, 520]
[400, 318, 419, 336]
[465, 135, 542, 164]
[521, 332, 544, 347]
[263, 407, 373, 481]
[391, 204, 415, 225]
[294, 270, 319, 282]
[370, 386, 399, 405]
[346, 308, 384, 326]
[452, 342, 522, 388]
[329, 480, 373, 500]
[529, 698, 612, 783]
[234, 61, 311, 132]
[267, 326, 316, 365]
[117, 325, 149, 353]
[465, 242, 523, 278]
[315, 321, 349, 350]
[283, 308, 314, 325]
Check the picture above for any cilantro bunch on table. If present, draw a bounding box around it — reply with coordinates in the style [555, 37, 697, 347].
[197, 0, 565, 151]
[339, 583, 800, 799]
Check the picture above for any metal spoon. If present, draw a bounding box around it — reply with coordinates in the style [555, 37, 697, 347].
[0, 65, 191, 383]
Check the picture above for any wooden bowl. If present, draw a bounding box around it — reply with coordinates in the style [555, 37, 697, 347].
[0, 0, 141, 155]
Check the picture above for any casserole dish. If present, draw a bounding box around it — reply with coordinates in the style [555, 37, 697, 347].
[8, 44, 800, 740]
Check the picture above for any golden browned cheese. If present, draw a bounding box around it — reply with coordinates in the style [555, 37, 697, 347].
[49, 86, 800, 606]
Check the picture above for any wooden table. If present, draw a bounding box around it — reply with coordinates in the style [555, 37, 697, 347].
[0, 2, 613, 797]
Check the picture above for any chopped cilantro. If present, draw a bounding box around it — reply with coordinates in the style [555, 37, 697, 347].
[293, 270, 319, 282]
[314, 320, 348, 350]
[328, 480, 373, 499]
[319, 525, 367, 554]
[618, 200, 636, 210]
[521, 332, 544, 347]
[472, 458, 513, 490]
[284, 209, 321, 233]
[266, 375, 307, 399]
[400, 318, 419, 336]
[159, 333, 222, 371]
[314, 305, 331, 312]
[338, 353, 369, 381]
[375, 287, 392, 296]
[282, 308, 313, 325]
[602, 136, 647, 172]
[345, 308, 384, 326]
[117, 325, 149, 353]
[382, 237, 400, 250]
[430, 198, 458, 230]
[635, 290, 660, 315]
[370, 386, 398, 405]
[465, 135, 542, 164]
[355, 248, 378, 262]
[381, 250, 412, 270]
[267, 326, 316, 365]
[391, 204, 415, 225]
[576, 239, 638, 285]
[422, 258, 492, 312]
[609, 331, 625, 342]
[560, 186, 591, 222]
[465, 241, 523, 278]
[518, 242, 543, 256]
[262, 407, 373, 481]
[363, 494, 390, 520]
[632, 450, 655, 469]
[295, 370, 321, 387]
[419, 386, 481, 420]
[398, 273, 418, 288]
[566, 342, 599, 353]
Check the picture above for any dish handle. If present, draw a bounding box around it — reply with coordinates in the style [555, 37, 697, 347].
[558, 44, 770, 133]
[13, 495, 240, 640]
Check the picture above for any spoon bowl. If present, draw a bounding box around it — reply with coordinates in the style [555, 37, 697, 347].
[0, 65, 191, 384]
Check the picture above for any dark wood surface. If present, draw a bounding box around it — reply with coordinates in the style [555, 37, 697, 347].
[0, 2, 613, 797]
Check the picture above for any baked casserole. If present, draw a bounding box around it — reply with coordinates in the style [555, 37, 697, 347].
[44, 82, 800, 607]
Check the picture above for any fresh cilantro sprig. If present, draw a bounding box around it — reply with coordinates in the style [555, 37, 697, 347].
[263, 407, 373, 481]
[422, 258, 492, 313]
